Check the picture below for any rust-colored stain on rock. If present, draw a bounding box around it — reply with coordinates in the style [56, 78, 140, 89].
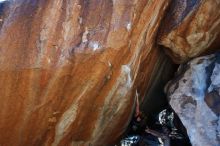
[158, 0, 220, 63]
[0, 0, 171, 146]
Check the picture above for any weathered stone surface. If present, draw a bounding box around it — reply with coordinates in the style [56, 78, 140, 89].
[0, 0, 172, 146]
[158, 0, 220, 63]
[0, 0, 10, 27]
[165, 53, 220, 146]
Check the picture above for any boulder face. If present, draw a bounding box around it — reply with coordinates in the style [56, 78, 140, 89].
[158, 0, 220, 63]
[0, 0, 172, 146]
[166, 53, 220, 146]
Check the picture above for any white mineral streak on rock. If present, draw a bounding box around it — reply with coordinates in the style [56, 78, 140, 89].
[78, 17, 82, 24]
[108, 61, 112, 68]
[90, 64, 134, 145]
[135, 89, 139, 98]
[126, 22, 132, 31]
[121, 65, 132, 88]
[52, 85, 90, 146]
[166, 54, 220, 146]
[52, 107, 78, 146]
[88, 41, 101, 51]
[82, 27, 89, 43]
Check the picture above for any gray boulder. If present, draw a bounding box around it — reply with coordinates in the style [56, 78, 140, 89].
[165, 53, 220, 146]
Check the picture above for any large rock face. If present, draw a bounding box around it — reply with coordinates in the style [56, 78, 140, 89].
[166, 53, 220, 146]
[158, 0, 220, 63]
[0, 0, 172, 146]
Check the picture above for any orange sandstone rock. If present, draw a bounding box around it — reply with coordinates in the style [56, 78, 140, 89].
[158, 0, 220, 63]
[0, 0, 171, 146]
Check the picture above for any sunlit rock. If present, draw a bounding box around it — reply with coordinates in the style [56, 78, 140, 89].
[0, 0, 173, 146]
[158, 0, 220, 63]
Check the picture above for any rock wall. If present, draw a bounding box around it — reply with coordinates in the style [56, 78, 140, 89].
[166, 53, 220, 146]
[158, 0, 220, 63]
[0, 0, 172, 146]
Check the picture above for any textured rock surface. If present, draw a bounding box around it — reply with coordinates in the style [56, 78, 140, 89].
[166, 53, 220, 146]
[0, 0, 172, 146]
[158, 0, 220, 63]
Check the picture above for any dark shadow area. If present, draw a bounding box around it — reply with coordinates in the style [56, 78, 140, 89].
[116, 50, 191, 146]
